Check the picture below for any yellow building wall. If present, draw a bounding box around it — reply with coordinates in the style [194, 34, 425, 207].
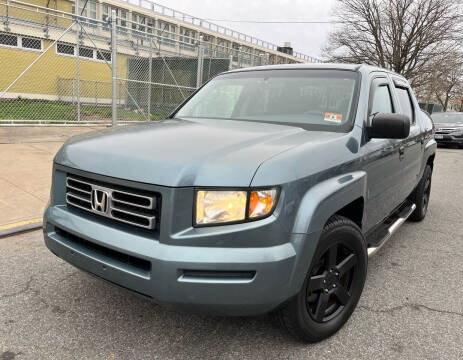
[0, 39, 128, 100]
[0, 0, 73, 31]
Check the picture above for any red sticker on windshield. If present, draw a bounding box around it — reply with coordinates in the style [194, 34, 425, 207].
[324, 113, 343, 123]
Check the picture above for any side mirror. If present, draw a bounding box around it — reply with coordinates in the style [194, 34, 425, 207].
[368, 113, 410, 139]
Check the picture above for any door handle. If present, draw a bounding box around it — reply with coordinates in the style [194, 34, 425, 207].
[399, 145, 405, 160]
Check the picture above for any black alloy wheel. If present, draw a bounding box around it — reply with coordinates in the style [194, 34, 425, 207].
[409, 164, 432, 222]
[306, 242, 358, 323]
[422, 176, 431, 215]
[278, 215, 367, 342]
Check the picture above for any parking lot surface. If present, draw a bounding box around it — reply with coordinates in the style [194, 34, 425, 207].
[0, 148, 462, 360]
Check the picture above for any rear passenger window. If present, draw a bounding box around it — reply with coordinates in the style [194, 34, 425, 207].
[395, 87, 414, 123]
[370, 85, 393, 115]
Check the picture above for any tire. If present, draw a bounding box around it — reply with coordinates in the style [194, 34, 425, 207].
[278, 215, 367, 342]
[408, 165, 432, 222]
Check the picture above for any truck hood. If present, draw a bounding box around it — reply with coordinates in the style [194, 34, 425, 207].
[434, 122, 463, 129]
[55, 118, 344, 187]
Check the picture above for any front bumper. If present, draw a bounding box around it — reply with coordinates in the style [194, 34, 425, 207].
[434, 134, 463, 145]
[43, 205, 318, 316]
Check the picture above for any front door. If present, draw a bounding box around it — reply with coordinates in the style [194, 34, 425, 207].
[362, 76, 404, 231]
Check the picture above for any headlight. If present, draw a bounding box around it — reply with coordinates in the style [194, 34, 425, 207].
[451, 129, 463, 136]
[195, 188, 279, 226]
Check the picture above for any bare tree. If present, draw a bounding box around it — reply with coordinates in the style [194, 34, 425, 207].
[324, 0, 462, 90]
[432, 54, 463, 111]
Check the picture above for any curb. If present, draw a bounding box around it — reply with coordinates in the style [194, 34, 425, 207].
[0, 219, 43, 238]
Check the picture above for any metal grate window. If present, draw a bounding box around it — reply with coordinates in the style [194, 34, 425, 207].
[21, 37, 41, 50]
[96, 50, 111, 62]
[57, 43, 75, 55]
[79, 47, 94, 58]
[0, 33, 18, 46]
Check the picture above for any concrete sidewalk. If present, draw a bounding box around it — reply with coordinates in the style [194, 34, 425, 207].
[0, 127, 101, 232]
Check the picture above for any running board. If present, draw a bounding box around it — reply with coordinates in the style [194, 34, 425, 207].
[367, 203, 416, 257]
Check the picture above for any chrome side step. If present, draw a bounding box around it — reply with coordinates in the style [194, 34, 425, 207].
[367, 203, 416, 257]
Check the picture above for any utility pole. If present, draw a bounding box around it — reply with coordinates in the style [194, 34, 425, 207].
[111, 9, 117, 126]
[75, 6, 81, 121]
[196, 35, 204, 88]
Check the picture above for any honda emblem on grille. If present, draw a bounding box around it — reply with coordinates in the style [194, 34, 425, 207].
[91, 189, 109, 213]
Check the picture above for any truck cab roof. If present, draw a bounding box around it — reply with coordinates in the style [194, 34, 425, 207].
[226, 63, 407, 81]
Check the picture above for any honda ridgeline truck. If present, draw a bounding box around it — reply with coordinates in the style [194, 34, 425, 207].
[44, 64, 436, 342]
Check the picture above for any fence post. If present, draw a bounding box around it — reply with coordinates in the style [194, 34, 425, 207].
[57, 76, 61, 101]
[75, 18, 81, 121]
[196, 36, 204, 88]
[111, 9, 117, 126]
[229, 54, 233, 71]
[72, 78, 75, 104]
[238, 47, 242, 69]
[147, 38, 153, 119]
[95, 81, 98, 105]
[5, 0, 10, 32]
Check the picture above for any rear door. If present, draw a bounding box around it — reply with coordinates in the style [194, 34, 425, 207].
[391, 77, 422, 199]
[363, 75, 403, 230]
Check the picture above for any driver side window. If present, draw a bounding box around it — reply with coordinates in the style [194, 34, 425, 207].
[370, 84, 394, 116]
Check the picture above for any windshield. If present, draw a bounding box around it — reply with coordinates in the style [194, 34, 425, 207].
[431, 112, 463, 124]
[175, 69, 360, 132]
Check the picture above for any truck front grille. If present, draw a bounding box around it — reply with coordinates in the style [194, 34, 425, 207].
[66, 175, 159, 230]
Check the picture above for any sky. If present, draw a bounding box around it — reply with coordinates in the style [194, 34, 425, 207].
[150, 0, 338, 60]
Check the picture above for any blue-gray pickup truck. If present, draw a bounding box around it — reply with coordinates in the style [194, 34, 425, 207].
[43, 64, 436, 342]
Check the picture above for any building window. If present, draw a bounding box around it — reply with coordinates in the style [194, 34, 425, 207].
[158, 21, 176, 47]
[180, 27, 196, 51]
[132, 13, 138, 30]
[200, 33, 214, 56]
[88, 1, 97, 20]
[102, 5, 126, 32]
[200, 33, 212, 43]
[21, 37, 41, 50]
[73, 0, 97, 27]
[0, 33, 42, 51]
[57, 43, 75, 55]
[139, 16, 146, 33]
[79, 47, 94, 58]
[147, 18, 155, 34]
[102, 4, 109, 23]
[217, 38, 230, 57]
[132, 13, 148, 36]
[96, 50, 111, 62]
[0, 33, 18, 47]
[240, 46, 251, 64]
[120, 10, 127, 28]
[56, 42, 111, 62]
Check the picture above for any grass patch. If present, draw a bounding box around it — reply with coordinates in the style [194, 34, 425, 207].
[0, 99, 167, 121]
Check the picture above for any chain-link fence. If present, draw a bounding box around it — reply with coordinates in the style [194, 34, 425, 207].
[0, 0, 307, 124]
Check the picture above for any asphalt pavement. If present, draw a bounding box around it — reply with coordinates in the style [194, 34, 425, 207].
[0, 148, 462, 360]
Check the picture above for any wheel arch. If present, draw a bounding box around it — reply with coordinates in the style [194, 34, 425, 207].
[333, 197, 364, 230]
[285, 172, 367, 308]
[421, 138, 437, 177]
[291, 171, 367, 235]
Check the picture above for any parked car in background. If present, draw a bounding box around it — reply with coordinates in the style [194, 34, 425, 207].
[431, 112, 463, 147]
[44, 64, 436, 343]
